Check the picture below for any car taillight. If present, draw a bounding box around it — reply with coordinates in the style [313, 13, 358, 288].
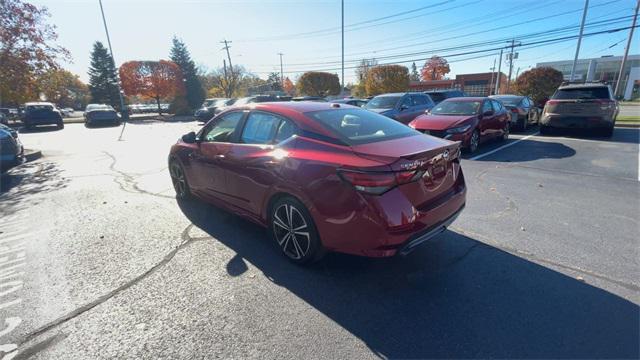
[338, 170, 420, 195]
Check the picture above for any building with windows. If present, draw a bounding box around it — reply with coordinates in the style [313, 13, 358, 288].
[537, 55, 640, 100]
[408, 72, 509, 96]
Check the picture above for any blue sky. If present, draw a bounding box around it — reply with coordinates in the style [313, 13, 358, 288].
[33, 0, 639, 84]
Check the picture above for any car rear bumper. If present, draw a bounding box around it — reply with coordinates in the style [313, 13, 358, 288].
[25, 118, 60, 125]
[541, 114, 614, 129]
[314, 168, 467, 258]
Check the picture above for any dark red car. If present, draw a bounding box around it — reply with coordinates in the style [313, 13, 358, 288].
[408, 97, 510, 153]
[169, 102, 466, 264]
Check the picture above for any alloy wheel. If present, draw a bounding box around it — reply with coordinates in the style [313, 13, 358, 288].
[272, 204, 311, 260]
[469, 130, 479, 153]
[169, 162, 187, 198]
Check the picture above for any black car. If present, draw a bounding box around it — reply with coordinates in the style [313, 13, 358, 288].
[423, 90, 466, 104]
[84, 104, 120, 127]
[489, 95, 539, 131]
[22, 102, 64, 130]
[233, 95, 282, 106]
[1, 124, 24, 172]
[194, 98, 235, 121]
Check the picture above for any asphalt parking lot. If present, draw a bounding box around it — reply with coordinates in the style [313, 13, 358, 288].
[0, 121, 638, 359]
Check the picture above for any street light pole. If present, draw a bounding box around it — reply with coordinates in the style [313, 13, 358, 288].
[98, 0, 128, 140]
[614, 0, 639, 98]
[278, 52, 284, 89]
[341, 0, 345, 96]
[570, 0, 589, 81]
[495, 49, 503, 95]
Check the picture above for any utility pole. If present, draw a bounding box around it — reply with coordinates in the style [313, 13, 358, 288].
[222, 59, 229, 97]
[489, 57, 496, 95]
[570, 0, 589, 81]
[614, 0, 639, 98]
[495, 49, 503, 95]
[341, 0, 345, 96]
[221, 39, 234, 95]
[278, 52, 284, 89]
[506, 39, 519, 93]
[98, 0, 128, 141]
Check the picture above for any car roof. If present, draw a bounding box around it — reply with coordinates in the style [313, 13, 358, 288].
[374, 92, 410, 97]
[24, 102, 54, 106]
[490, 94, 523, 98]
[444, 97, 486, 102]
[558, 83, 610, 89]
[425, 90, 460, 93]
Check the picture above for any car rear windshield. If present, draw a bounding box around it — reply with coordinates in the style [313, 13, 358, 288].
[305, 108, 418, 145]
[25, 105, 53, 112]
[553, 87, 610, 100]
[493, 97, 522, 106]
[431, 101, 481, 115]
[364, 96, 401, 109]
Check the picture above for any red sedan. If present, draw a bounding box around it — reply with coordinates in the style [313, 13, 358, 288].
[169, 102, 466, 264]
[408, 97, 510, 153]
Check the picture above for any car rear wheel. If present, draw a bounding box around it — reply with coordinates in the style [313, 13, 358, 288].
[169, 160, 192, 200]
[270, 196, 324, 265]
[601, 126, 614, 138]
[466, 129, 480, 153]
[57, 121, 64, 130]
[519, 116, 527, 131]
[540, 125, 551, 135]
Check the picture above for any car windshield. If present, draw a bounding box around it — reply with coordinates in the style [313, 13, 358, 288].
[426, 93, 446, 103]
[553, 87, 610, 100]
[203, 99, 217, 107]
[364, 96, 401, 109]
[431, 101, 481, 115]
[306, 108, 418, 145]
[493, 97, 522, 106]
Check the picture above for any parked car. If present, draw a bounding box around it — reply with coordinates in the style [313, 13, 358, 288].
[59, 107, 74, 117]
[0, 124, 24, 172]
[364, 92, 435, 124]
[22, 102, 64, 130]
[489, 95, 539, 131]
[331, 98, 368, 107]
[169, 102, 466, 264]
[291, 96, 327, 102]
[84, 104, 120, 127]
[194, 98, 234, 121]
[0, 112, 7, 125]
[540, 82, 618, 137]
[423, 90, 466, 104]
[409, 97, 510, 153]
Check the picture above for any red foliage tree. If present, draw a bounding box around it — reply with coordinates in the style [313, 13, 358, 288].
[283, 77, 295, 95]
[119, 60, 184, 114]
[420, 55, 450, 81]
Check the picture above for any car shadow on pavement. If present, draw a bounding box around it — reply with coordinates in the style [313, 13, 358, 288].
[542, 127, 640, 145]
[18, 125, 63, 134]
[465, 139, 576, 162]
[177, 199, 639, 359]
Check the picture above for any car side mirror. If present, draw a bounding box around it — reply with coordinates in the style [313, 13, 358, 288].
[182, 131, 197, 144]
[482, 110, 494, 117]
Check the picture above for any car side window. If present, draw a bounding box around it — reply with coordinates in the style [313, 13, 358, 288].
[274, 119, 297, 143]
[201, 111, 244, 143]
[241, 112, 281, 144]
[482, 101, 493, 113]
[411, 95, 429, 106]
[491, 100, 503, 112]
[401, 96, 413, 108]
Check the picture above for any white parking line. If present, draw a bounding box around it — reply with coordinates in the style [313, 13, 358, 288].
[469, 132, 540, 161]
[637, 142, 640, 182]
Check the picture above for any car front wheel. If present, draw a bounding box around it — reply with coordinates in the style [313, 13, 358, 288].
[466, 129, 480, 153]
[270, 196, 324, 265]
[169, 160, 192, 200]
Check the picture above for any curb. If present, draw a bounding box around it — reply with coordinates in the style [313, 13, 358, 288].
[24, 149, 42, 162]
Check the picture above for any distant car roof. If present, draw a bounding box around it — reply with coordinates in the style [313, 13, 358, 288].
[24, 102, 54, 106]
[490, 95, 523, 98]
[444, 97, 486, 102]
[374, 93, 410, 97]
[558, 83, 610, 89]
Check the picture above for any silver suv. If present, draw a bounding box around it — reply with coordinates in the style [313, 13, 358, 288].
[540, 82, 618, 137]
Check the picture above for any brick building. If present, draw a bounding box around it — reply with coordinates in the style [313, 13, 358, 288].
[408, 72, 509, 96]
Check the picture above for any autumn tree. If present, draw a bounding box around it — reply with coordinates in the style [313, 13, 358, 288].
[283, 77, 295, 95]
[421, 55, 450, 81]
[119, 60, 184, 115]
[170, 37, 204, 114]
[296, 72, 340, 97]
[267, 72, 282, 91]
[38, 69, 89, 109]
[353, 58, 377, 97]
[365, 65, 410, 95]
[410, 62, 420, 81]
[0, 0, 70, 106]
[514, 67, 564, 105]
[201, 65, 257, 97]
[88, 41, 121, 108]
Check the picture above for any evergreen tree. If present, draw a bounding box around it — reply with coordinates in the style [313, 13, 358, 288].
[170, 37, 205, 112]
[410, 62, 420, 81]
[267, 72, 283, 91]
[87, 41, 121, 109]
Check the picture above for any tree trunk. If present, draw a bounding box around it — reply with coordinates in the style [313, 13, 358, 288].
[156, 96, 162, 116]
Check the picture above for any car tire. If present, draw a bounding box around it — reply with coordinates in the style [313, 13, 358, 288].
[500, 123, 509, 142]
[601, 126, 614, 138]
[465, 129, 480, 154]
[519, 116, 527, 131]
[169, 160, 192, 200]
[57, 121, 64, 130]
[269, 196, 325, 265]
[540, 125, 551, 135]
